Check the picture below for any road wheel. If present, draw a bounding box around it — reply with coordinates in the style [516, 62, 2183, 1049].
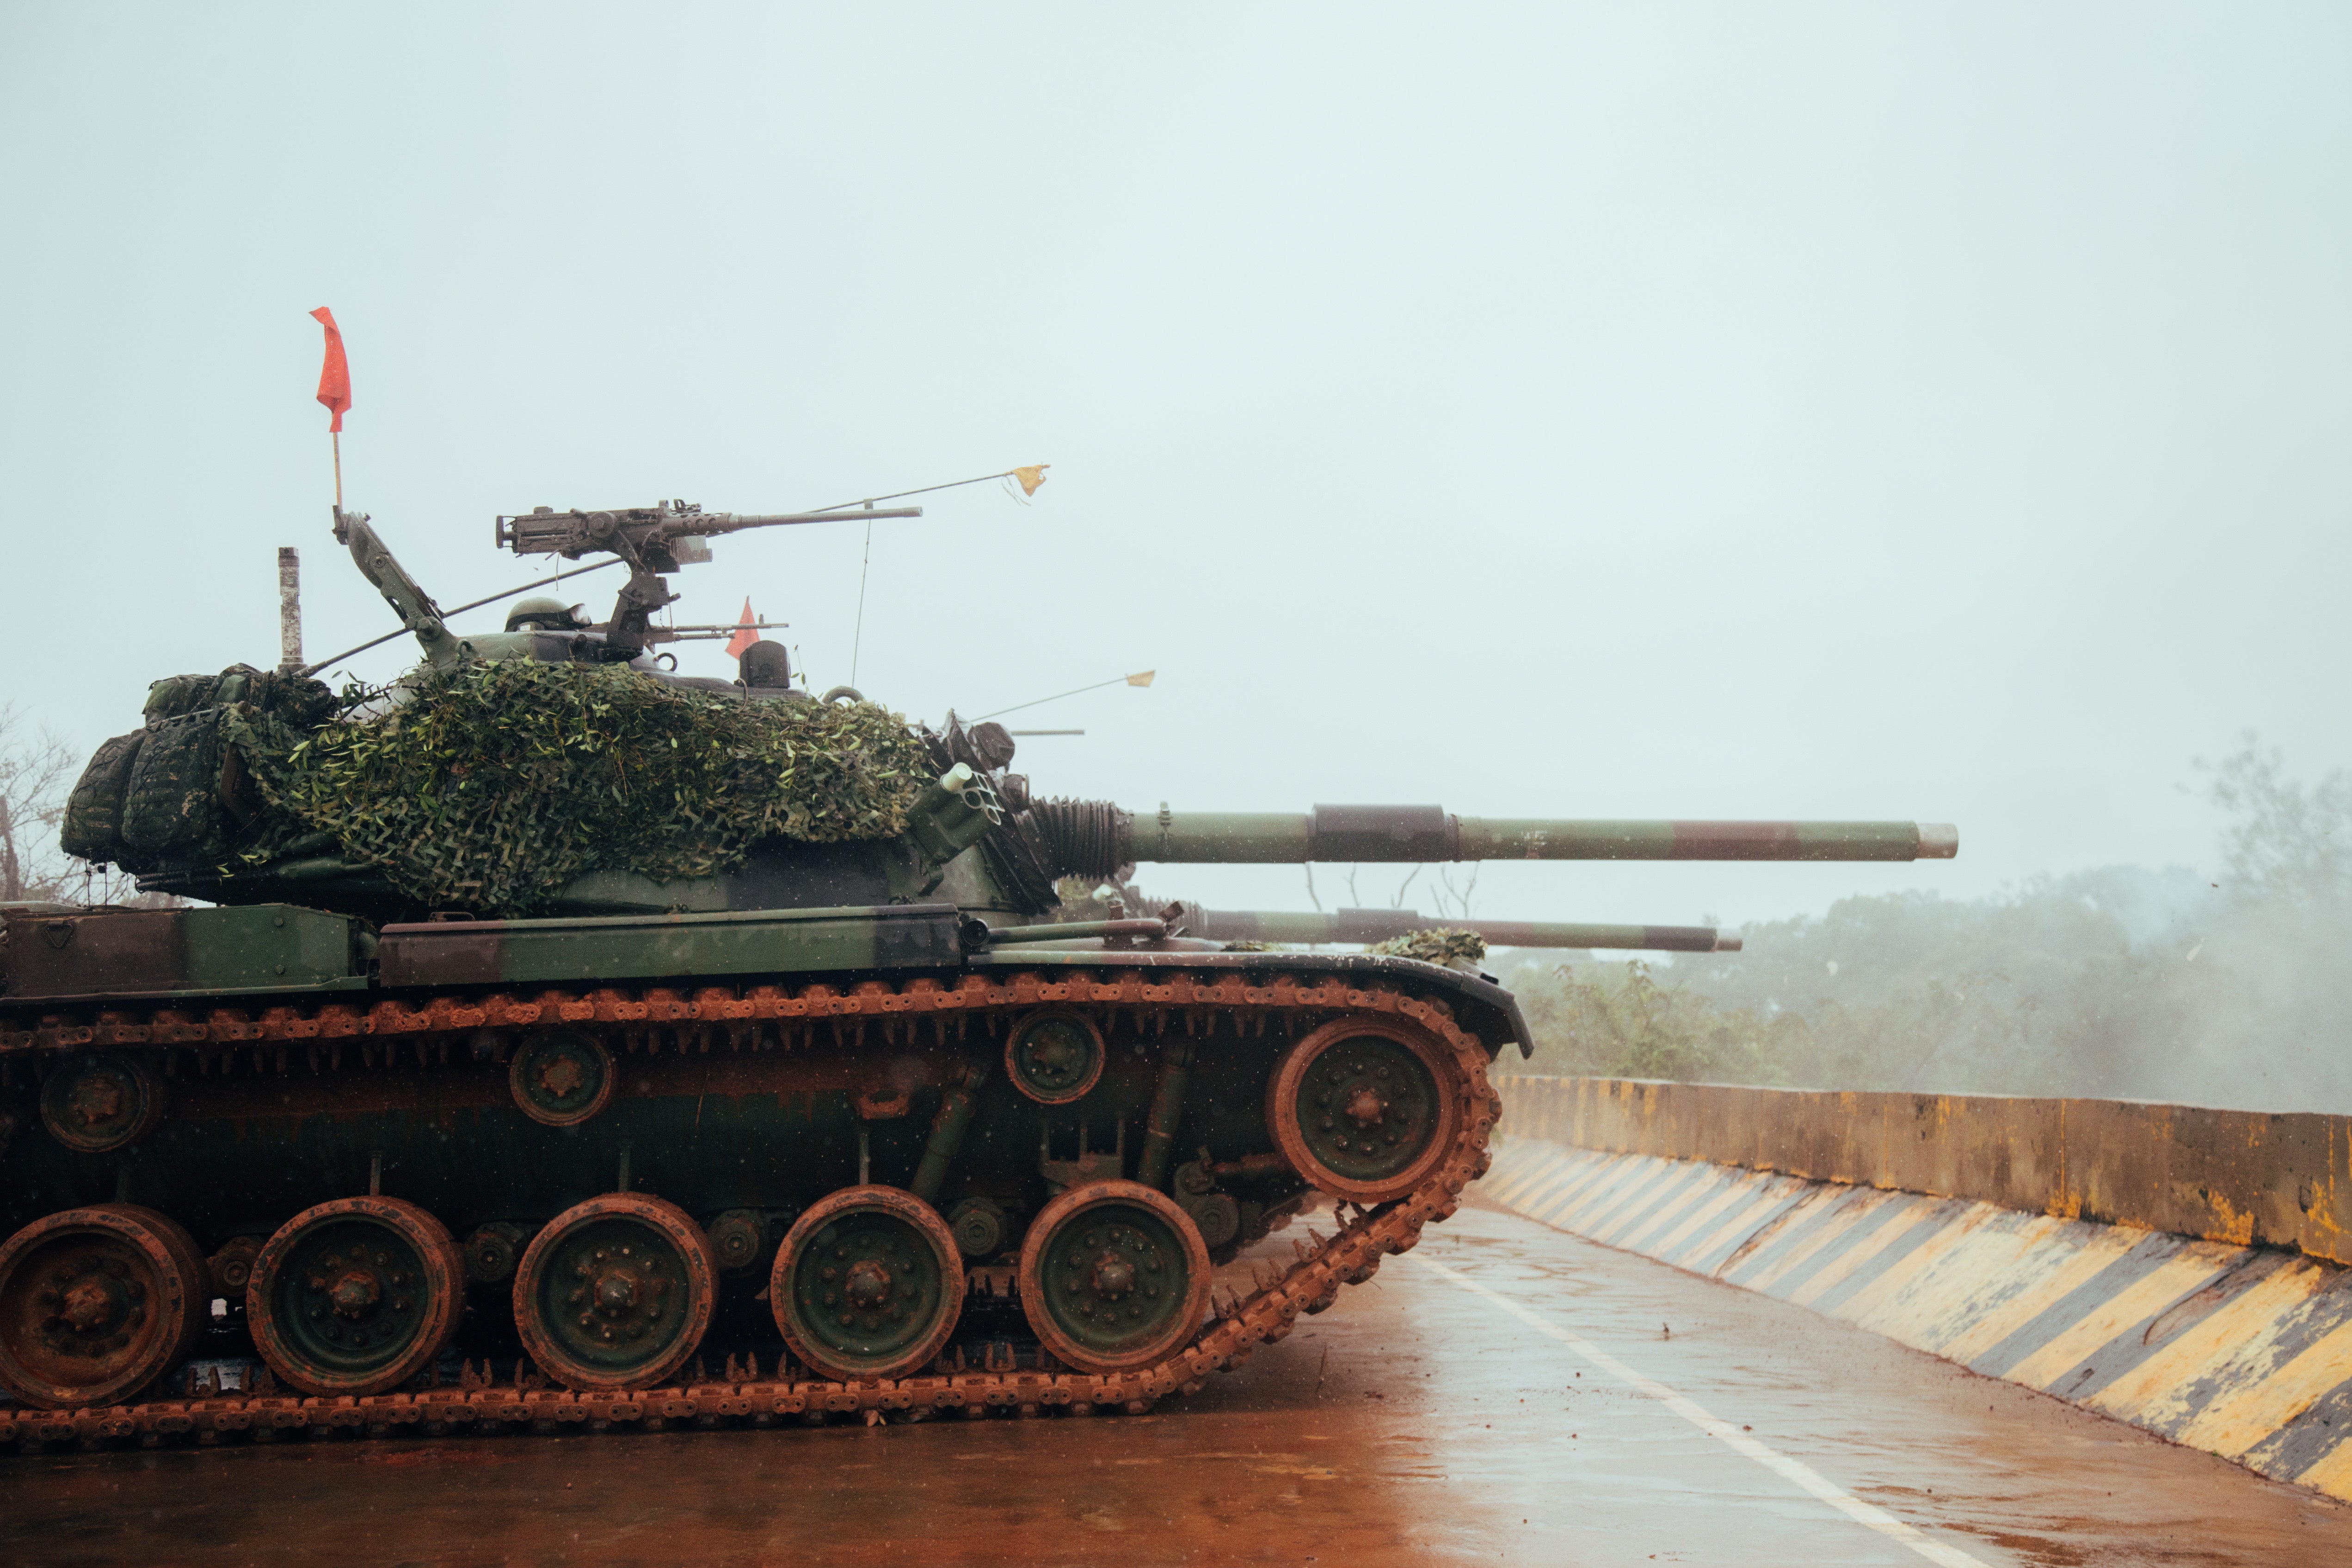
[247, 1196, 465, 1396]
[0, 1204, 205, 1408]
[1265, 1016, 1460, 1203]
[1017, 1180, 1210, 1375]
[771, 1186, 962, 1382]
[513, 1193, 715, 1391]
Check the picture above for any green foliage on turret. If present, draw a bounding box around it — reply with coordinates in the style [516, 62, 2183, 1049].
[1365, 927, 1487, 967]
[231, 661, 931, 915]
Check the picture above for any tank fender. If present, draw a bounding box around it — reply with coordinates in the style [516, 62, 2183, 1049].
[1342, 956, 1532, 1059]
[966, 947, 1533, 1059]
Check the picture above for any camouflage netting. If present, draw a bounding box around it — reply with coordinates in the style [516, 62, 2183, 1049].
[1366, 927, 1488, 966]
[1047, 874, 1171, 923]
[225, 661, 933, 915]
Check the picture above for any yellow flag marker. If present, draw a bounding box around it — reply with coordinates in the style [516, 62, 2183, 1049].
[979, 669, 1159, 719]
[811, 464, 1051, 512]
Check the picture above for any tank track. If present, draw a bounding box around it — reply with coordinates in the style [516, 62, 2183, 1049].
[0, 967, 1500, 1453]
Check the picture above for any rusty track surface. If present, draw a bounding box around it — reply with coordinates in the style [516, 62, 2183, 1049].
[0, 968, 1500, 1451]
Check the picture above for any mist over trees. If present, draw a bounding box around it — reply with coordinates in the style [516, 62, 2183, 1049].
[1498, 744, 2352, 1114]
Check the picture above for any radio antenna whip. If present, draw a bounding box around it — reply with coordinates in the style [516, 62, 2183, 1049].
[850, 517, 873, 686]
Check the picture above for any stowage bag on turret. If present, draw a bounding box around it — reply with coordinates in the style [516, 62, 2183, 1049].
[120, 709, 229, 867]
[58, 665, 346, 874]
[142, 673, 221, 727]
[58, 730, 147, 866]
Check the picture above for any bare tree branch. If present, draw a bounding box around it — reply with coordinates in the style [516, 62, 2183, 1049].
[0, 703, 79, 902]
[1435, 862, 1481, 920]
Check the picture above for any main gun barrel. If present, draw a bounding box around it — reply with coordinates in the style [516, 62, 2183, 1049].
[1119, 805, 1958, 864]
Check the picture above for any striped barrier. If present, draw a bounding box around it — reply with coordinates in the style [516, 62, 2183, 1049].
[1486, 1078, 2352, 1504]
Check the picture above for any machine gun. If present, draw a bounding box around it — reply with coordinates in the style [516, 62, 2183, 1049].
[639, 619, 788, 647]
[495, 499, 922, 657]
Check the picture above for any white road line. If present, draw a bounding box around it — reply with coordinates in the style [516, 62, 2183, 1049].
[1412, 1253, 1991, 1568]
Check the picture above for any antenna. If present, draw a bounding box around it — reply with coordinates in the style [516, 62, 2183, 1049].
[850, 515, 873, 686]
[978, 671, 1155, 721]
[277, 548, 302, 673]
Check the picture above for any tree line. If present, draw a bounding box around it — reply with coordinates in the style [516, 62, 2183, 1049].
[1495, 743, 2352, 1114]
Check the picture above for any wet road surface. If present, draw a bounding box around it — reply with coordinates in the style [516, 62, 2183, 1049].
[3, 1197, 2346, 1566]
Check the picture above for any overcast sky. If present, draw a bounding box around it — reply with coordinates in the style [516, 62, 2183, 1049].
[2, 4, 2346, 928]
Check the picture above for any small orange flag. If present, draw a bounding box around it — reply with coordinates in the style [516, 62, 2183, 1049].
[311, 307, 351, 432]
[725, 599, 760, 659]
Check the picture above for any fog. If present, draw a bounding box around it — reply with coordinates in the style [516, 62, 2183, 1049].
[1500, 744, 2352, 1113]
[3, 7, 2346, 1103]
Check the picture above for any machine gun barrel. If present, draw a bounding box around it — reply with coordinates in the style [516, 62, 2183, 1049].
[641, 619, 788, 645]
[496, 503, 923, 564]
[1118, 805, 1958, 864]
[669, 507, 924, 537]
[1179, 906, 1740, 951]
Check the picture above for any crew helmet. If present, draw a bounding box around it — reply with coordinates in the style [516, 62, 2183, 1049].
[505, 596, 590, 632]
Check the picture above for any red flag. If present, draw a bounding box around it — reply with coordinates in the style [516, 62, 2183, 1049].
[311, 307, 351, 432]
[724, 598, 760, 659]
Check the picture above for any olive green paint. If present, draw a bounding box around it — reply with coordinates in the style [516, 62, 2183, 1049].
[0, 903, 366, 1002]
[376, 903, 965, 989]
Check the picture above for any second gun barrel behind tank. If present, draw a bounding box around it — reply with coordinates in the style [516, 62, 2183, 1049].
[1123, 805, 1958, 864]
[1182, 906, 1738, 952]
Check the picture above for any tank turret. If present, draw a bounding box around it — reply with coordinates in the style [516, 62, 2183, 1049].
[70, 517, 1953, 920]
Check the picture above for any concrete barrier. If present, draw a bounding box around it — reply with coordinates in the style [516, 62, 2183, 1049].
[1500, 1076, 2352, 1266]
[1486, 1076, 2352, 1505]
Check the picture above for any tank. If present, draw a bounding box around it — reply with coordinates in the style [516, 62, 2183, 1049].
[0, 504, 1954, 1447]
